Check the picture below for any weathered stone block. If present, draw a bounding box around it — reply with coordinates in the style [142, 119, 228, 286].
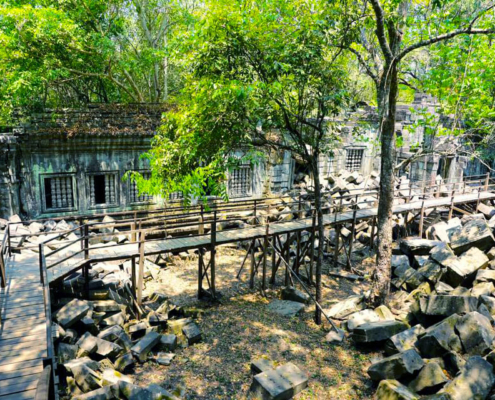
[455, 311, 495, 356]
[408, 362, 448, 395]
[101, 368, 133, 386]
[368, 349, 424, 382]
[400, 239, 443, 256]
[131, 331, 161, 362]
[275, 363, 308, 396]
[250, 369, 293, 400]
[450, 219, 495, 255]
[114, 352, 135, 373]
[347, 309, 380, 331]
[281, 286, 310, 304]
[352, 320, 408, 343]
[385, 325, 426, 355]
[156, 352, 175, 366]
[54, 299, 90, 328]
[324, 295, 364, 319]
[182, 322, 202, 345]
[417, 314, 462, 357]
[160, 334, 177, 352]
[267, 300, 305, 318]
[440, 356, 495, 400]
[251, 359, 276, 375]
[417, 295, 477, 317]
[376, 379, 419, 400]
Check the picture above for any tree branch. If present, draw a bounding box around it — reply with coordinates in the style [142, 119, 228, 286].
[398, 28, 495, 61]
[368, 0, 393, 61]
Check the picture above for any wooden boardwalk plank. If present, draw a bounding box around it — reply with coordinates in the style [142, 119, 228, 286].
[0, 388, 36, 399]
[0, 367, 41, 382]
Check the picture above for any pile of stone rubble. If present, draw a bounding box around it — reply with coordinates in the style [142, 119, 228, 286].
[325, 206, 495, 399]
[53, 262, 203, 400]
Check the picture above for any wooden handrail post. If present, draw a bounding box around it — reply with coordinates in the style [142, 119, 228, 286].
[298, 194, 303, 219]
[131, 256, 138, 315]
[254, 200, 257, 224]
[137, 228, 145, 305]
[347, 195, 359, 266]
[7, 224, 11, 257]
[485, 173, 490, 191]
[84, 225, 89, 260]
[199, 204, 205, 235]
[38, 244, 45, 285]
[419, 201, 425, 238]
[262, 224, 269, 292]
[198, 248, 203, 298]
[0, 247, 5, 288]
[210, 211, 217, 296]
[448, 190, 455, 220]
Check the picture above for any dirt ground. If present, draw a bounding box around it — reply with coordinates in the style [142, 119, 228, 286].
[133, 245, 379, 399]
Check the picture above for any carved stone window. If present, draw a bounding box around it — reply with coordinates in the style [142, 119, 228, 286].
[345, 148, 364, 172]
[229, 166, 252, 198]
[169, 191, 184, 201]
[43, 175, 75, 211]
[130, 172, 153, 203]
[89, 173, 117, 207]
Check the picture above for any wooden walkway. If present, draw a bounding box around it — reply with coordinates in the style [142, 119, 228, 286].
[0, 252, 46, 399]
[46, 191, 495, 282]
[1, 189, 495, 399]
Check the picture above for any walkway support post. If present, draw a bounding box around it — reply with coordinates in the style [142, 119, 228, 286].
[84, 225, 89, 260]
[309, 211, 316, 284]
[419, 201, 425, 238]
[137, 226, 145, 306]
[131, 256, 137, 313]
[262, 224, 269, 292]
[198, 249, 203, 298]
[448, 189, 456, 220]
[210, 211, 217, 297]
[485, 173, 490, 191]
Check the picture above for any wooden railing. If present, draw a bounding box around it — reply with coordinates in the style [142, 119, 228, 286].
[37, 244, 56, 400]
[32, 173, 493, 282]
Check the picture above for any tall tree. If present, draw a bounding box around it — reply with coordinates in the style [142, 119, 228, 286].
[133, 0, 352, 324]
[337, 0, 495, 305]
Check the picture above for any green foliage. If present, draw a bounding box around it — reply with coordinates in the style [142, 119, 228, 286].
[133, 0, 351, 202]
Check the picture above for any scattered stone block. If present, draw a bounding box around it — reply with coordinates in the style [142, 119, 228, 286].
[400, 239, 443, 256]
[71, 363, 101, 393]
[57, 342, 78, 364]
[368, 349, 424, 382]
[392, 255, 410, 271]
[100, 312, 125, 327]
[385, 325, 426, 355]
[64, 357, 99, 375]
[475, 268, 495, 283]
[156, 352, 175, 366]
[347, 309, 381, 331]
[275, 363, 308, 396]
[352, 320, 408, 343]
[471, 282, 495, 297]
[281, 286, 310, 304]
[455, 311, 495, 356]
[408, 362, 448, 394]
[417, 314, 462, 357]
[182, 322, 202, 345]
[251, 359, 276, 375]
[131, 331, 161, 362]
[417, 261, 442, 283]
[267, 300, 305, 318]
[450, 219, 495, 255]
[250, 369, 293, 400]
[114, 352, 134, 373]
[325, 295, 364, 319]
[101, 368, 133, 386]
[440, 356, 495, 400]
[77, 332, 99, 357]
[375, 305, 395, 321]
[160, 334, 177, 352]
[167, 318, 193, 336]
[93, 300, 121, 313]
[95, 337, 123, 359]
[54, 299, 90, 328]
[324, 329, 345, 344]
[73, 386, 115, 400]
[98, 325, 124, 342]
[376, 379, 419, 400]
[417, 295, 477, 317]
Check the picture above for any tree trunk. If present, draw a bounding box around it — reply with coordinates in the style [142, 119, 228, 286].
[311, 156, 324, 325]
[370, 63, 398, 307]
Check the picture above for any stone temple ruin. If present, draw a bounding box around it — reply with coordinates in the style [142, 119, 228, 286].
[1, 96, 495, 400]
[0, 93, 483, 221]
